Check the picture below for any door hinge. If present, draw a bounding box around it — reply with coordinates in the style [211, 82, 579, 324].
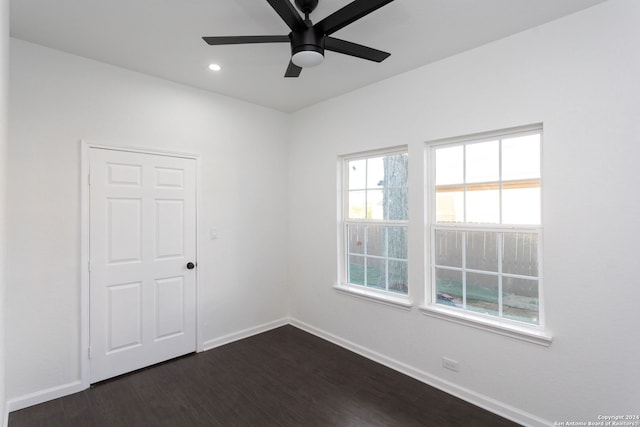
[88, 346, 92, 359]
[88, 173, 91, 185]
[88, 261, 92, 272]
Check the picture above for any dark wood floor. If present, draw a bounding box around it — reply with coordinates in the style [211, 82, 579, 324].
[9, 326, 520, 426]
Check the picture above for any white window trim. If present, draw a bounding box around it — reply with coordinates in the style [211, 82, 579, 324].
[424, 124, 552, 345]
[419, 304, 552, 346]
[337, 146, 410, 304]
[333, 284, 413, 310]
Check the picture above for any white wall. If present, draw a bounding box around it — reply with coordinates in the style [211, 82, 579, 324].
[7, 39, 290, 402]
[289, 0, 640, 424]
[0, 0, 9, 421]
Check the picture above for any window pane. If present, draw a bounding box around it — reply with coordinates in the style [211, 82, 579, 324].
[348, 255, 365, 285]
[436, 191, 463, 222]
[366, 258, 385, 289]
[366, 156, 385, 189]
[388, 260, 408, 294]
[387, 226, 407, 260]
[348, 190, 366, 219]
[435, 146, 463, 185]
[466, 140, 499, 183]
[502, 187, 540, 225]
[384, 188, 408, 220]
[502, 134, 540, 181]
[466, 189, 499, 223]
[434, 229, 462, 268]
[347, 224, 365, 255]
[385, 154, 409, 188]
[466, 272, 498, 316]
[367, 189, 383, 220]
[503, 232, 538, 277]
[466, 231, 498, 272]
[348, 159, 366, 190]
[435, 268, 462, 307]
[366, 225, 385, 257]
[503, 276, 539, 324]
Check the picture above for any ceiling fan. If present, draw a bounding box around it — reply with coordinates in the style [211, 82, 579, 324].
[202, 0, 396, 77]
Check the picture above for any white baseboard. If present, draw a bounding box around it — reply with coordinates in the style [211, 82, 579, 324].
[6, 380, 84, 413]
[202, 317, 289, 351]
[288, 317, 551, 427]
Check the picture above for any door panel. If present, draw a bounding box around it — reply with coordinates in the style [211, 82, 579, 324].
[155, 276, 185, 340]
[90, 148, 197, 383]
[155, 199, 184, 259]
[155, 167, 184, 188]
[107, 281, 142, 352]
[107, 198, 142, 264]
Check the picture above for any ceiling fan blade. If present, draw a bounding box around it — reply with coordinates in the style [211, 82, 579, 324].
[325, 37, 390, 62]
[315, 0, 396, 36]
[266, 0, 307, 32]
[203, 35, 290, 45]
[285, 60, 302, 78]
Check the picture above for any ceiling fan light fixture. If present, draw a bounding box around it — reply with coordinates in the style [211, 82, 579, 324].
[291, 50, 324, 68]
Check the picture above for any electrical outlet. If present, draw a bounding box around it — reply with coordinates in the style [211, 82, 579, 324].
[442, 357, 459, 372]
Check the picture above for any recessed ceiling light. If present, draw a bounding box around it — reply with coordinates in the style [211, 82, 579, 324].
[208, 63, 221, 71]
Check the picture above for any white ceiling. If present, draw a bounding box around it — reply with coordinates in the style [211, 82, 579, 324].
[10, 0, 607, 112]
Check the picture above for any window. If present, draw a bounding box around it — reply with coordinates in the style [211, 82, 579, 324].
[428, 126, 542, 326]
[342, 148, 408, 295]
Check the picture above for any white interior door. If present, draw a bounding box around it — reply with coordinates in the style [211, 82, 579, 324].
[89, 147, 197, 383]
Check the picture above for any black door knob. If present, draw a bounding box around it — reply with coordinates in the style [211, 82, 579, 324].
[186, 262, 196, 270]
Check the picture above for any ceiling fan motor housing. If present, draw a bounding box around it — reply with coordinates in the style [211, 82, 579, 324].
[290, 26, 325, 57]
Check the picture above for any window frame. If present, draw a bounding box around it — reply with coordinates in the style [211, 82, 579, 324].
[336, 146, 412, 308]
[422, 125, 552, 345]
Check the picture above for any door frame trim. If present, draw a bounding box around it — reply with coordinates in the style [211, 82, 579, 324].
[80, 140, 201, 389]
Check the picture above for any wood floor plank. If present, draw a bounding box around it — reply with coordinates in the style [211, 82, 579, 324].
[9, 326, 521, 426]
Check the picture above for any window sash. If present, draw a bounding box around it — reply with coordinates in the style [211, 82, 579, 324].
[430, 225, 541, 324]
[345, 222, 408, 294]
[343, 147, 408, 222]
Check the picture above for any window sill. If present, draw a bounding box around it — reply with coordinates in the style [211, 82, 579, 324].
[418, 305, 552, 346]
[333, 284, 413, 310]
